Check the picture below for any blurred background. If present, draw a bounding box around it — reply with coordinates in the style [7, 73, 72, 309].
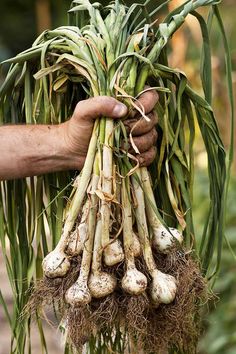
[0, 0, 235, 353]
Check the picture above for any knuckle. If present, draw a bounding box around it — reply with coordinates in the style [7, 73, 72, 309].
[96, 96, 115, 108]
[74, 100, 83, 112]
[138, 155, 145, 167]
[139, 146, 157, 167]
[147, 112, 156, 127]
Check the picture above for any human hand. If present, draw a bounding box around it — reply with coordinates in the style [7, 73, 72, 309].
[124, 88, 158, 166]
[61, 90, 158, 170]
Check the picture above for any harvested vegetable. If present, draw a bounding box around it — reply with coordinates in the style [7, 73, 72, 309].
[0, 0, 233, 353]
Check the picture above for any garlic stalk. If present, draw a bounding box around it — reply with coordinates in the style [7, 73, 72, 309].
[141, 168, 183, 253]
[132, 231, 141, 257]
[121, 176, 147, 295]
[65, 223, 87, 256]
[88, 217, 117, 298]
[63, 119, 99, 234]
[66, 199, 90, 256]
[42, 121, 99, 278]
[101, 118, 124, 266]
[131, 170, 177, 305]
[65, 174, 99, 306]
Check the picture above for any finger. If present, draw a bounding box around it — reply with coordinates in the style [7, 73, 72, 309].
[73, 96, 128, 122]
[137, 146, 157, 167]
[130, 87, 159, 117]
[128, 128, 157, 153]
[125, 111, 158, 136]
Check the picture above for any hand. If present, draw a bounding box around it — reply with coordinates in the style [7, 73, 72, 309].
[124, 88, 158, 166]
[61, 90, 158, 170]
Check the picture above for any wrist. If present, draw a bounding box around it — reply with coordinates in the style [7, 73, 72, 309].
[58, 122, 85, 171]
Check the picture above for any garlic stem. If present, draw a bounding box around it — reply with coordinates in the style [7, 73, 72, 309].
[88, 217, 117, 298]
[42, 222, 73, 278]
[132, 231, 141, 257]
[65, 174, 99, 306]
[131, 170, 177, 305]
[64, 119, 99, 235]
[121, 176, 147, 295]
[66, 199, 90, 256]
[101, 118, 113, 247]
[43, 121, 99, 278]
[101, 118, 124, 265]
[141, 167, 183, 253]
[65, 223, 87, 256]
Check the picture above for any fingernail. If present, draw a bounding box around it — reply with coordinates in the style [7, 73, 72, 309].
[113, 103, 127, 117]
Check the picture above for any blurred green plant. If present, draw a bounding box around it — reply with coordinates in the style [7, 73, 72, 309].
[0, 0, 234, 353]
[195, 170, 236, 354]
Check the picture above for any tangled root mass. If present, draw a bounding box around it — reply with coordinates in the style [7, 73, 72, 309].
[27, 251, 207, 353]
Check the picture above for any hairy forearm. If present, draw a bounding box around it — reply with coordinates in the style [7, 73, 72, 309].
[0, 124, 80, 180]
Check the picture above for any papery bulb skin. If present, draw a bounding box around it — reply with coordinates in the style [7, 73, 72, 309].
[65, 278, 91, 306]
[150, 269, 177, 305]
[42, 249, 70, 278]
[66, 223, 87, 256]
[103, 239, 124, 266]
[153, 225, 183, 254]
[88, 272, 117, 298]
[122, 268, 147, 295]
[169, 227, 183, 243]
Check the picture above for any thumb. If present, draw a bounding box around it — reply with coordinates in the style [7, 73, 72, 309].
[73, 96, 128, 122]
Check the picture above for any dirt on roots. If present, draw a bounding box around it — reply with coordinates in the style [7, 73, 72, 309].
[26, 250, 207, 353]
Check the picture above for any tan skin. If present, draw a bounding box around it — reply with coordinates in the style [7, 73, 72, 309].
[0, 90, 158, 180]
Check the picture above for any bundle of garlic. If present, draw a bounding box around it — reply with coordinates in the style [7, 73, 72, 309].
[1, 0, 228, 352]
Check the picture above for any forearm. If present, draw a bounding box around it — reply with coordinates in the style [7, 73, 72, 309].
[0, 124, 80, 180]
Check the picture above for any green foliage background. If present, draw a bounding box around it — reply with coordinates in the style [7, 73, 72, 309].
[0, 1, 235, 353]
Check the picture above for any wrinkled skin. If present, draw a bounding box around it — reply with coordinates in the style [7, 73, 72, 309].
[0, 89, 158, 180]
[63, 89, 159, 170]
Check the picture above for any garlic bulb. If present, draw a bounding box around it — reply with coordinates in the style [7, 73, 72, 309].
[132, 170, 177, 305]
[42, 247, 70, 278]
[65, 275, 91, 305]
[122, 266, 147, 295]
[121, 177, 147, 295]
[150, 269, 177, 305]
[141, 168, 183, 254]
[153, 225, 183, 254]
[89, 272, 116, 298]
[66, 223, 87, 256]
[103, 239, 124, 266]
[65, 173, 99, 306]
